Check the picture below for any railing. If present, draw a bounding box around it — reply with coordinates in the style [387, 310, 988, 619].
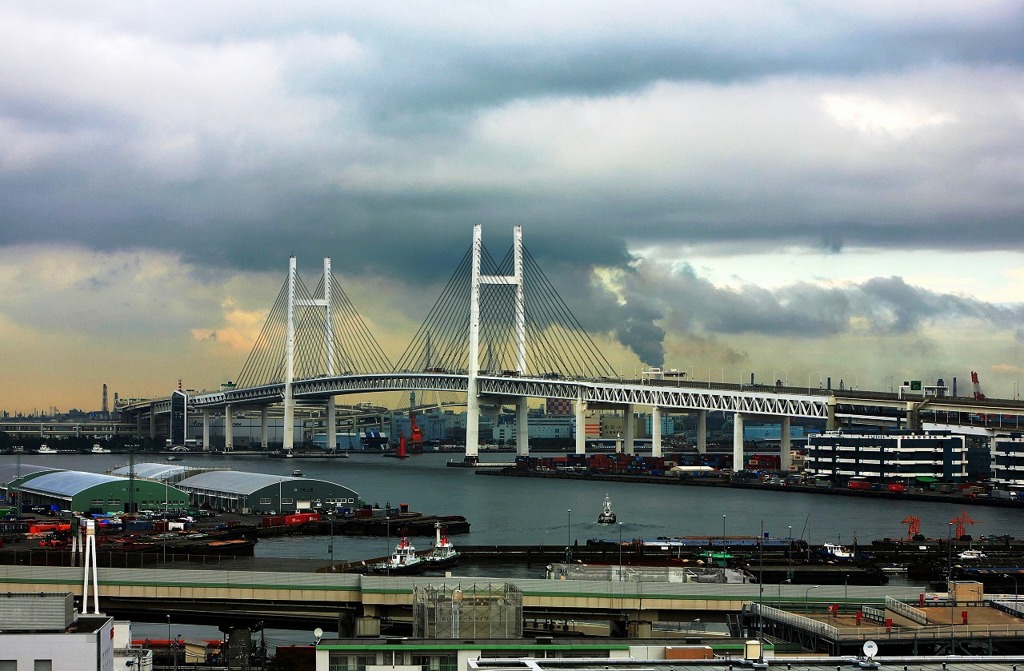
[886, 595, 928, 624]
[861, 605, 885, 623]
[749, 602, 839, 639]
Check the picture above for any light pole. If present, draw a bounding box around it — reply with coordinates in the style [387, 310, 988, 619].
[844, 573, 849, 600]
[778, 578, 791, 606]
[805, 585, 819, 607]
[567, 509, 572, 563]
[787, 525, 794, 583]
[385, 516, 391, 577]
[948, 522, 955, 654]
[722, 514, 726, 545]
[1004, 573, 1019, 604]
[757, 519, 764, 664]
[618, 522, 623, 581]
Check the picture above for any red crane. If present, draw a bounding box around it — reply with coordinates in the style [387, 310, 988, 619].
[901, 515, 921, 539]
[950, 510, 978, 539]
[971, 371, 986, 400]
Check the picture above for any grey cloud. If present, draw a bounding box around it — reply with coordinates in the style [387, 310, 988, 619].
[641, 265, 1024, 345]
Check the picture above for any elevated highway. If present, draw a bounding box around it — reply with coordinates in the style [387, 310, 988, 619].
[0, 564, 920, 632]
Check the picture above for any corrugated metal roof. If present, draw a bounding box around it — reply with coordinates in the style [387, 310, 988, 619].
[177, 470, 299, 495]
[177, 470, 356, 497]
[110, 462, 187, 481]
[19, 470, 127, 497]
[0, 463, 62, 485]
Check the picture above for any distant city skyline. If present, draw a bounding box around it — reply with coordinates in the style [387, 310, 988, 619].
[1, 2, 1022, 414]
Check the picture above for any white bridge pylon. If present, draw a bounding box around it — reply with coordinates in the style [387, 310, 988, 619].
[283, 256, 338, 452]
[466, 224, 527, 461]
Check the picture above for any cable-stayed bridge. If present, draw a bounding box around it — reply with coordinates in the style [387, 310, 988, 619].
[124, 225, 1024, 467]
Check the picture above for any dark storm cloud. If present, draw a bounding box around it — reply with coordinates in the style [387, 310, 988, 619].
[1, 2, 1022, 373]
[648, 265, 1024, 341]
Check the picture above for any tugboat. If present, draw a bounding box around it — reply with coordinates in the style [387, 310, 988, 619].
[423, 521, 461, 570]
[597, 494, 617, 524]
[362, 537, 425, 575]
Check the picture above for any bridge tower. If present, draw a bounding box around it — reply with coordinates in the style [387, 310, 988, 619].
[466, 224, 527, 462]
[283, 256, 337, 452]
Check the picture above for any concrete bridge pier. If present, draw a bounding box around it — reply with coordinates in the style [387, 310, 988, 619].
[260, 407, 269, 450]
[652, 406, 662, 457]
[225, 405, 234, 452]
[624, 404, 635, 455]
[780, 415, 792, 471]
[575, 399, 587, 455]
[327, 397, 337, 452]
[516, 397, 529, 456]
[733, 413, 746, 470]
[202, 409, 211, 451]
[696, 410, 707, 454]
[222, 625, 254, 668]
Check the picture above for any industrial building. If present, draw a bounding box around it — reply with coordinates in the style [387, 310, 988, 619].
[0, 593, 117, 670]
[991, 435, 1024, 487]
[804, 430, 967, 483]
[174, 470, 359, 514]
[0, 466, 189, 515]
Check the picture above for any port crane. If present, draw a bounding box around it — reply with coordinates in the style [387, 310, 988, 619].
[901, 515, 921, 539]
[949, 510, 978, 539]
[971, 371, 986, 400]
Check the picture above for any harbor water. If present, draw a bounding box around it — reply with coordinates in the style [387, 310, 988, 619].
[4, 450, 1019, 648]
[3, 450, 1021, 564]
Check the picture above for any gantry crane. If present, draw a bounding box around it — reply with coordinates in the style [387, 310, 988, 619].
[901, 515, 921, 539]
[950, 510, 978, 539]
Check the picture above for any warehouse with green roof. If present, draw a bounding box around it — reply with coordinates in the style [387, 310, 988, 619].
[4, 468, 188, 515]
[175, 471, 359, 514]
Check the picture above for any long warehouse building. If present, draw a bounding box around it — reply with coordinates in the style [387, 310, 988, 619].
[174, 471, 360, 514]
[1, 468, 189, 515]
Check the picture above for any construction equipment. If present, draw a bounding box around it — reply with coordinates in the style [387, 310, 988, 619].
[950, 510, 978, 539]
[971, 371, 986, 400]
[901, 515, 921, 539]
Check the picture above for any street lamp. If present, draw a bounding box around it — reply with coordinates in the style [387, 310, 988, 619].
[722, 514, 726, 545]
[385, 516, 391, 577]
[778, 578, 791, 605]
[567, 509, 572, 563]
[1004, 573, 1019, 604]
[787, 525, 794, 583]
[805, 585, 819, 605]
[949, 522, 955, 654]
[618, 522, 623, 581]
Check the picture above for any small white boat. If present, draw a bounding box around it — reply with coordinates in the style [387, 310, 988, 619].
[292, 469, 304, 477]
[363, 537, 425, 575]
[36, 444, 56, 454]
[820, 542, 855, 560]
[597, 493, 617, 524]
[424, 521, 461, 569]
[959, 549, 986, 561]
[91, 444, 111, 454]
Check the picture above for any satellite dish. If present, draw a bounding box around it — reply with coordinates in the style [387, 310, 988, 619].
[863, 641, 878, 658]
[313, 627, 324, 639]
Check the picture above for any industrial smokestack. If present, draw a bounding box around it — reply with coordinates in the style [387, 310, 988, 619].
[102, 384, 108, 414]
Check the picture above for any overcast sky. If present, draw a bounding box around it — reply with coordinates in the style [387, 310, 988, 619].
[2, 1, 1023, 414]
